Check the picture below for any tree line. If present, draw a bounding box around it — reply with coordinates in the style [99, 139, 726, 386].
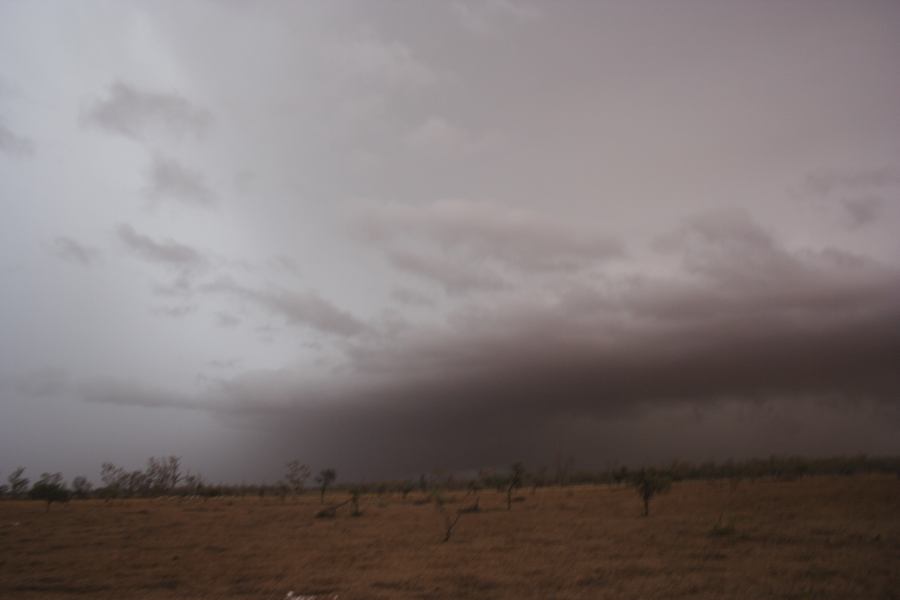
[2, 453, 898, 513]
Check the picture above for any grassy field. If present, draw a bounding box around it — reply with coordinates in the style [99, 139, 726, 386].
[0, 475, 897, 599]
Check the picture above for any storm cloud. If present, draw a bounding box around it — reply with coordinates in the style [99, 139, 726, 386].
[2, 1, 899, 482]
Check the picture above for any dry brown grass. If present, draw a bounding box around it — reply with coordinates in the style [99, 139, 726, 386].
[0, 475, 897, 599]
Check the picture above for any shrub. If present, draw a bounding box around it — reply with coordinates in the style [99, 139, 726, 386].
[631, 469, 672, 517]
[29, 473, 71, 511]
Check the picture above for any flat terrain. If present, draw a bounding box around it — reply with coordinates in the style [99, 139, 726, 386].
[0, 475, 897, 599]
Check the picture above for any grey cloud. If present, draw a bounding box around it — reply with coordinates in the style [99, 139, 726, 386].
[151, 304, 196, 318]
[78, 377, 200, 411]
[7, 368, 69, 399]
[145, 155, 215, 207]
[50, 236, 101, 266]
[152, 273, 198, 298]
[190, 212, 900, 475]
[387, 248, 507, 295]
[390, 286, 435, 307]
[203, 278, 366, 337]
[269, 255, 301, 276]
[805, 166, 900, 196]
[82, 81, 211, 140]
[216, 312, 241, 328]
[451, 0, 540, 35]
[117, 224, 207, 269]
[357, 200, 624, 272]
[842, 196, 884, 228]
[0, 121, 34, 157]
[205, 285, 900, 475]
[208, 358, 240, 370]
[644, 210, 898, 324]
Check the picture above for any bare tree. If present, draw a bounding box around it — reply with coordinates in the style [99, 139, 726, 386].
[631, 469, 672, 517]
[285, 460, 311, 500]
[100, 463, 125, 500]
[433, 490, 479, 543]
[349, 487, 363, 516]
[530, 465, 548, 494]
[29, 473, 70, 511]
[554, 454, 575, 487]
[7, 467, 29, 499]
[315, 468, 336, 504]
[71, 476, 93, 499]
[183, 472, 205, 497]
[145, 456, 181, 494]
[400, 480, 415, 499]
[506, 462, 524, 510]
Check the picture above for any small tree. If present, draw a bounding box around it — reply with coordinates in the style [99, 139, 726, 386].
[30, 473, 71, 511]
[285, 460, 311, 500]
[71, 476, 93, 499]
[400, 480, 415, 499]
[100, 462, 125, 500]
[7, 467, 29, 499]
[145, 456, 181, 494]
[315, 468, 336, 504]
[631, 469, 672, 517]
[530, 466, 548, 494]
[433, 491, 463, 543]
[349, 487, 363, 516]
[506, 462, 524, 510]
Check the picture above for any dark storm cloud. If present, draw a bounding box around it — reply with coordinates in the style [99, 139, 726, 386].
[207, 293, 900, 476]
[191, 211, 900, 475]
[203, 277, 366, 337]
[356, 200, 624, 272]
[78, 210, 900, 475]
[50, 236, 101, 266]
[0, 121, 34, 157]
[117, 224, 207, 269]
[144, 155, 215, 207]
[82, 81, 211, 140]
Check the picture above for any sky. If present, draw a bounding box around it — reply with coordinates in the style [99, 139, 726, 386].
[1, 0, 899, 483]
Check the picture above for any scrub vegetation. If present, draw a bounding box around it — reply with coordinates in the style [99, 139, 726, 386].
[0, 456, 897, 599]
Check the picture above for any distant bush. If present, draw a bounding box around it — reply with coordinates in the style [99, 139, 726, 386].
[506, 462, 524, 510]
[315, 469, 337, 504]
[29, 473, 70, 511]
[631, 469, 672, 517]
[7, 467, 29, 499]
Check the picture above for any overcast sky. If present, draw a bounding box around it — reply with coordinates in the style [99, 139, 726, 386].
[1, 1, 899, 483]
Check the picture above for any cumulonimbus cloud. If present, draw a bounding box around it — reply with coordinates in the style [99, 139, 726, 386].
[133, 211, 900, 475]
